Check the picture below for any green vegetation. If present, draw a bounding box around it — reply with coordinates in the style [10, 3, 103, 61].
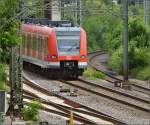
[0, 113, 4, 125]
[0, 0, 21, 62]
[0, 64, 7, 90]
[83, 68, 105, 79]
[0, 1, 149, 83]
[136, 67, 150, 80]
[21, 100, 42, 121]
[107, 18, 150, 80]
[82, 3, 150, 80]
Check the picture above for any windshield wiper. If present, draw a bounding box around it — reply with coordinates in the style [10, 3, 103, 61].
[66, 43, 78, 52]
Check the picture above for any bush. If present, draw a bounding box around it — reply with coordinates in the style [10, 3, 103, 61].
[136, 67, 150, 80]
[21, 100, 42, 121]
[0, 64, 6, 90]
[130, 67, 143, 77]
[0, 113, 4, 124]
[108, 46, 123, 74]
[83, 68, 105, 79]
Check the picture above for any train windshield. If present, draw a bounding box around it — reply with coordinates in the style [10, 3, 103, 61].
[56, 28, 80, 56]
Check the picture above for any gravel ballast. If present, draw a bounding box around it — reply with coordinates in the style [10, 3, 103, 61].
[24, 71, 150, 125]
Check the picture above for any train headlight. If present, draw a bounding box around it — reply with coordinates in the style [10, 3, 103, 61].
[51, 55, 57, 59]
[81, 55, 86, 59]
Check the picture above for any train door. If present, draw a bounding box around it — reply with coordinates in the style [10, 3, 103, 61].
[27, 34, 31, 56]
[30, 34, 33, 58]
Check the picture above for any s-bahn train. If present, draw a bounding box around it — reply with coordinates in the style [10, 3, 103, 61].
[21, 19, 88, 78]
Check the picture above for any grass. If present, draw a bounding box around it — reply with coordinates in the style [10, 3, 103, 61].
[136, 67, 150, 80]
[83, 68, 105, 80]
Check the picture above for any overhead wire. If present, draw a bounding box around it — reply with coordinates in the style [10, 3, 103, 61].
[0, 1, 149, 29]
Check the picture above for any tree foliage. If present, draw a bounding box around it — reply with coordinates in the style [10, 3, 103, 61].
[0, 64, 7, 90]
[21, 100, 42, 121]
[0, 0, 21, 62]
[83, 4, 150, 80]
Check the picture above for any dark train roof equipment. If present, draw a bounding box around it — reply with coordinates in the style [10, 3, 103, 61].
[21, 18, 74, 27]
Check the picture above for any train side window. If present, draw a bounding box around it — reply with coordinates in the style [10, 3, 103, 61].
[44, 37, 48, 56]
[33, 35, 36, 51]
[37, 36, 40, 52]
[36, 35, 39, 52]
[30, 34, 33, 50]
[27, 34, 30, 54]
[29, 34, 31, 50]
[27, 34, 30, 50]
[40, 36, 42, 53]
[24, 33, 27, 49]
[22, 33, 25, 48]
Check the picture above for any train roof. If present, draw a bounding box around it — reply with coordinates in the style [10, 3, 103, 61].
[55, 27, 81, 36]
[21, 19, 83, 36]
[21, 18, 74, 27]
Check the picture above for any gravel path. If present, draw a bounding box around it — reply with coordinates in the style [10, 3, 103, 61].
[80, 77, 150, 100]
[24, 71, 150, 125]
[39, 111, 68, 125]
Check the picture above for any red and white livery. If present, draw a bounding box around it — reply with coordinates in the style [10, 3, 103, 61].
[21, 20, 88, 78]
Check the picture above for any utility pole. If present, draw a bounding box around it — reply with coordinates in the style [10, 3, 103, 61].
[79, 0, 82, 26]
[123, 0, 129, 82]
[6, 47, 23, 117]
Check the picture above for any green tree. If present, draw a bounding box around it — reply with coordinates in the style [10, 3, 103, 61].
[107, 18, 150, 80]
[0, 0, 21, 62]
[82, 2, 149, 80]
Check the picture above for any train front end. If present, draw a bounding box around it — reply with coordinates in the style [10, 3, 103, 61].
[47, 27, 88, 78]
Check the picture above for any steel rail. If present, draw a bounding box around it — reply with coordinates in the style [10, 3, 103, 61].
[6, 81, 99, 124]
[23, 91, 97, 124]
[22, 76, 126, 125]
[78, 79, 150, 104]
[88, 51, 150, 95]
[59, 79, 149, 113]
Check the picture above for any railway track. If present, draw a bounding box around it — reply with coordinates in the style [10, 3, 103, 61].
[88, 50, 150, 95]
[22, 76, 126, 125]
[58, 79, 149, 113]
[23, 91, 97, 125]
[7, 78, 116, 125]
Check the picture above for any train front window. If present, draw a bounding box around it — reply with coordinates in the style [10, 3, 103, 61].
[56, 28, 81, 56]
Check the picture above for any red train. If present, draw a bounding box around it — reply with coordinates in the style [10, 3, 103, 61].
[21, 19, 88, 78]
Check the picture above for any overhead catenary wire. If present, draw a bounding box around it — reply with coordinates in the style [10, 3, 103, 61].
[0, 1, 149, 29]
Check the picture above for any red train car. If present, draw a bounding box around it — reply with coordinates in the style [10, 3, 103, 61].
[21, 19, 88, 78]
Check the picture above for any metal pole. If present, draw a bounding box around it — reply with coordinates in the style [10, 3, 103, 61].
[144, 0, 147, 23]
[144, 0, 150, 25]
[123, 0, 128, 81]
[79, 0, 82, 26]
